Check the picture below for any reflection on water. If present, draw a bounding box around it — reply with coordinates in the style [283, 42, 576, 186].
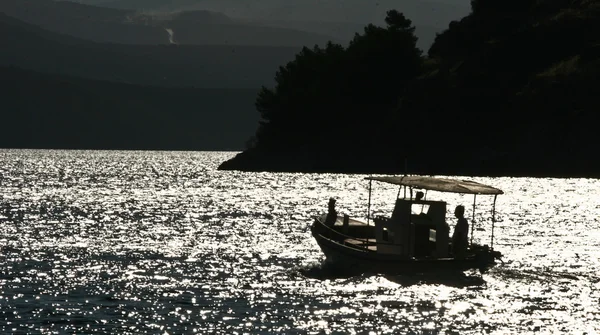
[299, 262, 486, 288]
[0, 149, 599, 334]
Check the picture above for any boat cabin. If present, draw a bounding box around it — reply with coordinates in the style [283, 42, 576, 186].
[374, 198, 449, 258]
[365, 176, 503, 260]
[311, 175, 504, 271]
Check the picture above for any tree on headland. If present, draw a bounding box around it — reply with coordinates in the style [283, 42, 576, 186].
[253, 10, 423, 156]
[254, 41, 347, 150]
[345, 10, 422, 104]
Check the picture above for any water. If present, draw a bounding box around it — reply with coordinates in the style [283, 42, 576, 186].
[0, 149, 599, 334]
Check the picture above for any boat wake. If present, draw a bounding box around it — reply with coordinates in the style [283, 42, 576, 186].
[383, 271, 486, 288]
[296, 261, 487, 287]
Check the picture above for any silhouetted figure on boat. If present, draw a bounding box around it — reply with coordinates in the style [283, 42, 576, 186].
[325, 198, 337, 226]
[452, 205, 469, 259]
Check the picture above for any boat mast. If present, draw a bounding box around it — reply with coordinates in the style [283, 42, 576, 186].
[491, 194, 497, 249]
[367, 179, 372, 224]
[470, 194, 476, 246]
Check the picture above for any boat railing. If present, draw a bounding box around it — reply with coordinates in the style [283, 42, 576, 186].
[315, 216, 406, 251]
[315, 217, 373, 249]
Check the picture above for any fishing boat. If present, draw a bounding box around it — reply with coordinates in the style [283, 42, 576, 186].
[310, 176, 504, 274]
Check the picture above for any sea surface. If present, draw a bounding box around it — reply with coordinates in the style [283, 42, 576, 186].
[0, 150, 599, 334]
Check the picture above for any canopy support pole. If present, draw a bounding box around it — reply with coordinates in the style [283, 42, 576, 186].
[470, 194, 476, 246]
[367, 179, 372, 224]
[491, 194, 497, 250]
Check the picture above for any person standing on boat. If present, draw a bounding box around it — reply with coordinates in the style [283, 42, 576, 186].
[452, 205, 469, 259]
[325, 197, 337, 226]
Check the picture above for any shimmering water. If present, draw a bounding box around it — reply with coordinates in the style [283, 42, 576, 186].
[0, 150, 599, 334]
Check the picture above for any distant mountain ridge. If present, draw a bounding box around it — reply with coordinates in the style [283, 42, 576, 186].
[1, 0, 339, 47]
[0, 13, 300, 88]
[1, 0, 168, 44]
[87, 0, 468, 24]
[135, 10, 340, 46]
[72, 0, 471, 50]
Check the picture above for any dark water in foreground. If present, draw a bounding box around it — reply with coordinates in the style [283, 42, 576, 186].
[0, 150, 599, 334]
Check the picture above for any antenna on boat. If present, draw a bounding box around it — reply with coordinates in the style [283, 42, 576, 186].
[470, 194, 476, 246]
[491, 194, 497, 250]
[367, 178, 372, 224]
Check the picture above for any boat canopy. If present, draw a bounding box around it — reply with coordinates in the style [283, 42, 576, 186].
[364, 176, 503, 195]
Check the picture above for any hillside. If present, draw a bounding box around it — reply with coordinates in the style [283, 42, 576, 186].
[91, 0, 468, 25]
[0, 66, 259, 150]
[79, 0, 470, 50]
[0, 13, 299, 88]
[0, 0, 168, 44]
[1, 0, 338, 47]
[218, 1, 600, 178]
[138, 10, 339, 47]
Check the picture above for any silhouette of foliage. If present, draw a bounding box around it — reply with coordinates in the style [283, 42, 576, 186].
[254, 10, 423, 157]
[224, 1, 600, 177]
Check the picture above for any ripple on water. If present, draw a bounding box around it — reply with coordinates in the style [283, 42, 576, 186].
[0, 149, 599, 334]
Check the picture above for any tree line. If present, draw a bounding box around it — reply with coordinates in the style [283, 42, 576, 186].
[222, 0, 600, 177]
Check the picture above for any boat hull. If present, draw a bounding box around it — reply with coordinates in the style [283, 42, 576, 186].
[311, 216, 500, 275]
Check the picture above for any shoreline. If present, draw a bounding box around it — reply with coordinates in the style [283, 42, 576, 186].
[218, 150, 600, 179]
